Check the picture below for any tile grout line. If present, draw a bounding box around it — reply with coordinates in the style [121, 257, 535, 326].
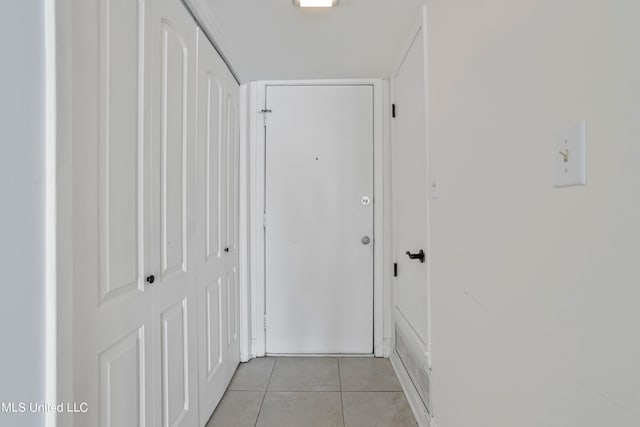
[254, 358, 278, 427]
[338, 357, 346, 427]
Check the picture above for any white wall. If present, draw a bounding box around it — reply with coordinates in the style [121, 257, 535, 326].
[0, 1, 46, 426]
[427, 0, 640, 426]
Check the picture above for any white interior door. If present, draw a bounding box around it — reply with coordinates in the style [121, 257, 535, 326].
[149, 0, 198, 425]
[195, 28, 240, 424]
[265, 85, 374, 354]
[392, 25, 430, 350]
[72, 0, 154, 425]
[73, 1, 239, 426]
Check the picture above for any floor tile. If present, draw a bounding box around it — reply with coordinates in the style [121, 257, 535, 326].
[342, 392, 417, 427]
[228, 357, 276, 391]
[256, 392, 344, 427]
[339, 357, 402, 391]
[268, 357, 340, 391]
[206, 391, 264, 427]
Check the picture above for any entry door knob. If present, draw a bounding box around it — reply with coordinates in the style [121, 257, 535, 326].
[361, 236, 371, 245]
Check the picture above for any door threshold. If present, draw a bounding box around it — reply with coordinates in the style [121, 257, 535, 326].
[265, 353, 375, 358]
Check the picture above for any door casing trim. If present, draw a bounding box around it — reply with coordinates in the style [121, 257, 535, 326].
[247, 79, 392, 358]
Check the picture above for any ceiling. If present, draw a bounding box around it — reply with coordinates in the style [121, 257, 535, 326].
[191, 0, 425, 82]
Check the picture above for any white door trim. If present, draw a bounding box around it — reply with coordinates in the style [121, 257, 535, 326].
[238, 83, 251, 362]
[248, 79, 392, 358]
[45, 0, 59, 424]
[48, 0, 74, 426]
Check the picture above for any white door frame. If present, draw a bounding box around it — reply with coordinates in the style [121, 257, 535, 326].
[47, 0, 75, 425]
[248, 79, 392, 358]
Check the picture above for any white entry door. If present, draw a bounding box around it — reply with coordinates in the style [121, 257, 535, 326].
[265, 85, 374, 354]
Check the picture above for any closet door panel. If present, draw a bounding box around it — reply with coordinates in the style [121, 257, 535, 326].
[73, 0, 154, 426]
[223, 69, 241, 382]
[98, 0, 146, 302]
[225, 89, 238, 253]
[204, 278, 224, 376]
[159, 21, 188, 277]
[195, 28, 232, 424]
[160, 300, 190, 427]
[204, 62, 224, 262]
[226, 267, 238, 346]
[98, 327, 147, 427]
[224, 69, 240, 352]
[96, 0, 153, 425]
[151, 1, 199, 426]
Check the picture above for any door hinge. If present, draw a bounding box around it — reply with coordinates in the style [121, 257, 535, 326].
[393, 262, 398, 277]
[263, 315, 267, 331]
[263, 212, 267, 229]
[392, 104, 396, 118]
[259, 108, 272, 126]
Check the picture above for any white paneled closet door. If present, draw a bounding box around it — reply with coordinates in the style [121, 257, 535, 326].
[222, 59, 241, 384]
[71, 0, 238, 425]
[72, 0, 155, 426]
[195, 28, 241, 424]
[149, 0, 199, 426]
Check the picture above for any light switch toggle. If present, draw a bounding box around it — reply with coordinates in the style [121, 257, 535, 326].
[559, 149, 569, 163]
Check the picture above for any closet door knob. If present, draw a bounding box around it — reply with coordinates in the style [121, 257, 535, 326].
[146, 275, 155, 284]
[224, 247, 230, 253]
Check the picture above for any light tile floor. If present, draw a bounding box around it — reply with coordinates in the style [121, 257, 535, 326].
[206, 357, 417, 427]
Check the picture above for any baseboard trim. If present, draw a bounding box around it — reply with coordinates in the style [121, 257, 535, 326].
[390, 351, 430, 427]
[383, 338, 393, 357]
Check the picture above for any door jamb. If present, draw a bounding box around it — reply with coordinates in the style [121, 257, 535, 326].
[248, 79, 392, 358]
[48, 0, 75, 426]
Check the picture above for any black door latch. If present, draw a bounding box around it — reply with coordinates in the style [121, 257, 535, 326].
[405, 250, 425, 263]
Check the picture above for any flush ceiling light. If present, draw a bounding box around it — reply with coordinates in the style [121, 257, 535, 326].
[295, 0, 338, 7]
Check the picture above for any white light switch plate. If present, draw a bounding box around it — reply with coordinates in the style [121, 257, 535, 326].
[554, 120, 586, 187]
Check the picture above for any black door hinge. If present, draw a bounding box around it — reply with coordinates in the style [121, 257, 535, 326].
[393, 262, 398, 277]
[259, 109, 272, 126]
[392, 104, 396, 118]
